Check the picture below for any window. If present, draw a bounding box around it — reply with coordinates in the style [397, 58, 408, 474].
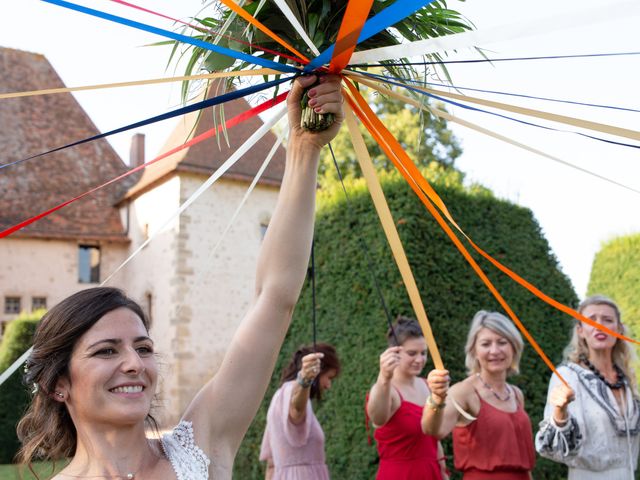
[78, 245, 101, 283]
[4, 297, 21, 314]
[32, 297, 47, 311]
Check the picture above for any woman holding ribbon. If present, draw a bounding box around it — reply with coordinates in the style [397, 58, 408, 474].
[15, 74, 344, 480]
[260, 343, 341, 479]
[422, 310, 535, 479]
[366, 316, 448, 479]
[535, 295, 640, 479]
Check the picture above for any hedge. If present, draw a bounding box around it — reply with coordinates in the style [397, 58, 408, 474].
[588, 232, 640, 339]
[233, 166, 577, 479]
[0, 310, 43, 464]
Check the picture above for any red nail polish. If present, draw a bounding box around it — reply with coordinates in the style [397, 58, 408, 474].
[314, 107, 322, 113]
[308, 89, 317, 97]
[308, 98, 317, 106]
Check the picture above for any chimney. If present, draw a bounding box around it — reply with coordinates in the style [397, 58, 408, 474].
[129, 133, 145, 168]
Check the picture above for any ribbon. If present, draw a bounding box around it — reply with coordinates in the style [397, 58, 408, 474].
[351, 71, 640, 150]
[219, 0, 309, 63]
[0, 109, 287, 389]
[0, 69, 280, 100]
[348, 73, 640, 195]
[349, 0, 640, 64]
[343, 77, 640, 348]
[344, 82, 569, 386]
[1, 75, 292, 170]
[102, 106, 287, 283]
[271, 0, 320, 56]
[42, 0, 299, 73]
[109, 0, 305, 64]
[328, 0, 374, 73]
[344, 105, 443, 369]
[0, 90, 289, 238]
[351, 69, 640, 114]
[305, 0, 436, 71]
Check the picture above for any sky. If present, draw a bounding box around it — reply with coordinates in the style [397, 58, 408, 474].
[0, 0, 638, 297]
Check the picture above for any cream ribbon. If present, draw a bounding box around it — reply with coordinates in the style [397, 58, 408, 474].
[345, 105, 443, 370]
[0, 69, 280, 100]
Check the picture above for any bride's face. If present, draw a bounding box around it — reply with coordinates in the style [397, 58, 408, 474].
[56, 307, 158, 426]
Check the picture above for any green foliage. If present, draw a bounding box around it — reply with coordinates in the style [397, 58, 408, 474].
[588, 232, 640, 387]
[168, 0, 476, 103]
[588, 233, 640, 335]
[0, 311, 43, 464]
[233, 169, 577, 479]
[320, 88, 463, 180]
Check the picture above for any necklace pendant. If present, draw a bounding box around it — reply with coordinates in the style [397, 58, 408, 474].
[126, 474, 135, 480]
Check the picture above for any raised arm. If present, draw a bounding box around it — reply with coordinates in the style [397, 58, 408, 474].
[421, 369, 465, 438]
[367, 346, 402, 427]
[289, 353, 323, 424]
[183, 75, 344, 461]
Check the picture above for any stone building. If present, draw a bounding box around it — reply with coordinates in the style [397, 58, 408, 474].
[0, 47, 287, 425]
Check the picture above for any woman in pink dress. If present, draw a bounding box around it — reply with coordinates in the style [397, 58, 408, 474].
[260, 343, 341, 479]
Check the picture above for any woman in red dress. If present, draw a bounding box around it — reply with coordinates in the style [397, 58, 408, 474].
[422, 311, 535, 479]
[366, 317, 448, 479]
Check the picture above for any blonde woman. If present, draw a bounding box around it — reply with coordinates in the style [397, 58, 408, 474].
[536, 295, 640, 479]
[423, 311, 535, 479]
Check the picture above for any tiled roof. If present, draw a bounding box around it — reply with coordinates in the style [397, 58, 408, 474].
[126, 80, 287, 199]
[0, 47, 131, 242]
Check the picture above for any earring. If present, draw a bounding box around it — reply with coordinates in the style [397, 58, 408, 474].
[55, 391, 64, 399]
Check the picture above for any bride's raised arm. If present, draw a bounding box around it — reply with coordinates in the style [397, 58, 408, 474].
[182, 74, 344, 465]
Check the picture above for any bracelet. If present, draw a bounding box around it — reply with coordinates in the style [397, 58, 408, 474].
[296, 371, 313, 389]
[426, 394, 446, 412]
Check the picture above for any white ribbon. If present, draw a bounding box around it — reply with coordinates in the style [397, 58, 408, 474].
[102, 105, 286, 285]
[350, 0, 640, 64]
[272, 0, 321, 56]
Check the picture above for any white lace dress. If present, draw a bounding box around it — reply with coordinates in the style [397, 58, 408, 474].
[161, 421, 211, 480]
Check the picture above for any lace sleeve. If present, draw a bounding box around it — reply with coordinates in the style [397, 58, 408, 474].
[161, 421, 211, 480]
[535, 368, 583, 462]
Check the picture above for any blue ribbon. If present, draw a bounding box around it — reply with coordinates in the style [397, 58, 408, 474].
[305, 0, 436, 72]
[1, 75, 293, 170]
[42, 0, 299, 74]
[354, 70, 640, 150]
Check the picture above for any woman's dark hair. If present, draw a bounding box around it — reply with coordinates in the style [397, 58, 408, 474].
[280, 343, 340, 400]
[17, 287, 154, 467]
[387, 315, 423, 346]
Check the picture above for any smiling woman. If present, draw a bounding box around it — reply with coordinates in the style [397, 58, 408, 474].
[13, 75, 345, 480]
[422, 311, 535, 479]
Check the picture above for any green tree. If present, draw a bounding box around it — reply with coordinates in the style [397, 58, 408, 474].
[0, 310, 44, 463]
[319, 87, 462, 181]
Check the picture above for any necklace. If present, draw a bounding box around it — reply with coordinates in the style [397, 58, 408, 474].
[476, 373, 512, 402]
[580, 355, 625, 389]
[61, 472, 135, 479]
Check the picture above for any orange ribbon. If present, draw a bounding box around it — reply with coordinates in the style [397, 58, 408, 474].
[343, 79, 571, 386]
[329, 0, 374, 73]
[219, 0, 309, 64]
